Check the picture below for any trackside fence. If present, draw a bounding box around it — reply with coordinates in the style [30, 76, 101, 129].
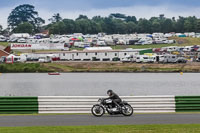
[0, 96, 199, 114]
[38, 96, 175, 113]
[175, 96, 200, 112]
[0, 97, 38, 114]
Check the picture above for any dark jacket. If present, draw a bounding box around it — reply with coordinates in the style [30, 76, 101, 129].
[109, 92, 121, 100]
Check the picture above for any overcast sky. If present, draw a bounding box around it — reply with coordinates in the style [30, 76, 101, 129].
[0, 0, 200, 28]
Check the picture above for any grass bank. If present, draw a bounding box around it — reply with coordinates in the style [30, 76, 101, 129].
[0, 42, 9, 47]
[0, 63, 53, 73]
[1, 62, 200, 73]
[43, 62, 200, 73]
[0, 124, 199, 133]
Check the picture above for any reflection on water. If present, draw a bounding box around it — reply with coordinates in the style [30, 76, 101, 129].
[0, 73, 200, 96]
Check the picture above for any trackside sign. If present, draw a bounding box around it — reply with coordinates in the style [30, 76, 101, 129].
[11, 43, 64, 50]
[12, 44, 32, 49]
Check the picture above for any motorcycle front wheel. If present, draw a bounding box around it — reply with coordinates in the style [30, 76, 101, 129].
[91, 105, 105, 117]
[121, 104, 133, 116]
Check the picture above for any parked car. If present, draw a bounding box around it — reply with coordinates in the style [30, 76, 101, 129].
[0, 36, 7, 42]
[17, 38, 26, 43]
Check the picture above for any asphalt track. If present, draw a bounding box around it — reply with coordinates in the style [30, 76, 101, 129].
[0, 114, 200, 127]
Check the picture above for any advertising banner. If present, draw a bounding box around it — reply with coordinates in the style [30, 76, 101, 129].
[11, 43, 64, 50]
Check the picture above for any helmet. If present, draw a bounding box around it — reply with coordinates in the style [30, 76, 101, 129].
[107, 90, 113, 95]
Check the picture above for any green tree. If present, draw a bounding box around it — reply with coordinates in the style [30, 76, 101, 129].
[46, 13, 200, 34]
[110, 13, 126, 19]
[103, 17, 115, 34]
[49, 13, 62, 23]
[62, 19, 75, 34]
[76, 15, 88, 20]
[126, 21, 137, 33]
[137, 18, 151, 33]
[0, 25, 2, 34]
[13, 22, 34, 34]
[125, 16, 137, 23]
[112, 19, 127, 34]
[162, 19, 174, 33]
[75, 19, 92, 34]
[159, 14, 165, 20]
[92, 16, 105, 33]
[49, 21, 66, 34]
[175, 16, 185, 33]
[195, 19, 200, 32]
[8, 4, 45, 32]
[184, 16, 197, 32]
[149, 17, 161, 32]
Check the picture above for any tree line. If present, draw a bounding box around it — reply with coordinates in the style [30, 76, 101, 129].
[48, 14, 200, 35]
[1, 4, 200, 35]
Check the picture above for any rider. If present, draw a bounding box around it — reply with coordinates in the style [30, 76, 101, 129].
[106, 90, 122, 108]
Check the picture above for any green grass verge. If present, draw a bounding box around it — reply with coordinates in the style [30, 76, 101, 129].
[0, 42, 9, 47]
[0, 124, 200, 133]
[1, 62, 200, 73]
[0, 63, 53, 73]
[111, 43, 178, 49]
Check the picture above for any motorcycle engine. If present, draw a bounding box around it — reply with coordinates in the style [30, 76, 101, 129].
[108, 107, 118, 113]
[112, 108, 118, 112]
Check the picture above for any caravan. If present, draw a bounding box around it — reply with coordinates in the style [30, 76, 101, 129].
[163, 54, 187, 63]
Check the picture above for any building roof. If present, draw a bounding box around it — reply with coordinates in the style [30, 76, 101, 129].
[0, 45, 5, 50]
[0, 49, 10, 55]
[34, 49, 150, 54]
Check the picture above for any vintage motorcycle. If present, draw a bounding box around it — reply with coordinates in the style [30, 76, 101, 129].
[91, 98, 133, 117]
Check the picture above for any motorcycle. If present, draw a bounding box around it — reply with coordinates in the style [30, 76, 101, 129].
[91, 98, 133, 117]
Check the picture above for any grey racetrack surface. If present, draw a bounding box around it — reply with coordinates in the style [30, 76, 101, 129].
[0, 114, 200, 127]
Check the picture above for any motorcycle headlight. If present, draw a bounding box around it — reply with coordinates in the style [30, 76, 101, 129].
[98, 98, 102, 102]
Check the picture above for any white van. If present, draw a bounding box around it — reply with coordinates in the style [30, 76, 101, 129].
[156, 55, 165, 63]
[149, 56, 156, 63]
[136, 55, 151, 63]
[122, 55, 136, 63]
[38, 56, 52, 63]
